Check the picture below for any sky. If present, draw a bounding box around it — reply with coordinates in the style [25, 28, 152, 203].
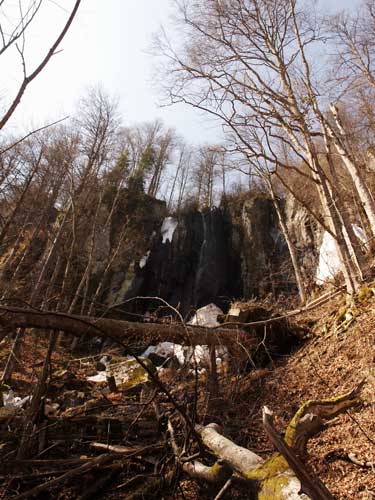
[0, 0, 362, 145]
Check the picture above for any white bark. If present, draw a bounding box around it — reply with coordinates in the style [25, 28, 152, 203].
[330, 104, 375, 239]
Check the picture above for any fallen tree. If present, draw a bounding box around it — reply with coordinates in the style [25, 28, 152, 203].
[0, 304, 301, 350]
[180, 382, 364, 500]
[0, 305, 246, 346]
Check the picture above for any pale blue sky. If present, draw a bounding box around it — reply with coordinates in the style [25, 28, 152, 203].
[0, 0, 361, 144]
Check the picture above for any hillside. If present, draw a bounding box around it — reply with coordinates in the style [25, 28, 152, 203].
[0, 289, 373, 499]
[2, 0, 375, 498]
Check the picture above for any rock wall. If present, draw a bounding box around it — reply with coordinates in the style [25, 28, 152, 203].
[122, 208, 238, 315]
[114, 193, 321, 316]
[284, 195, 324, 290]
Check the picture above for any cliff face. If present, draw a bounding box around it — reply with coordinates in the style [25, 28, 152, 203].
[284, 195, 324, 290]
[108, 193, 321, 316]
[121, 209, 237, 315]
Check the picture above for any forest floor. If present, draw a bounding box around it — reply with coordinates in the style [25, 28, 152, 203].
[231, 293, 375, 500]
[0, 290, 374, 499]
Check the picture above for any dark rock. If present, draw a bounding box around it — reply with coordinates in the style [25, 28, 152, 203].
[148, 352, 168, 367]
[95, 361, 107, 372]
[107, 193, 322, 317]
[163, 356, 180, 370]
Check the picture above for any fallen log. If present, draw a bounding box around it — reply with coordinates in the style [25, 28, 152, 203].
[0, 305, 249, 346]
[182, 381, 364, 499]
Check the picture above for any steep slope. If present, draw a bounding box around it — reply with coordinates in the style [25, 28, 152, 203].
[231, 292, 375, 499]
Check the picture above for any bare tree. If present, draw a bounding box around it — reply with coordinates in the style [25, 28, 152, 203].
[0, 0, 81, 130]
[157, 0, 367, 294]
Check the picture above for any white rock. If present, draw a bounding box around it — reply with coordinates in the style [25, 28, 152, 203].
[3, 390, 31, 409]
[188, 303, 223, 327]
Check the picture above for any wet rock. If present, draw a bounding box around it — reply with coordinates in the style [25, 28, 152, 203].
[120, 199, 295, 315]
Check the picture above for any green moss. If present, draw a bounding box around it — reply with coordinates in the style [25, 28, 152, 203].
[285, 386, 360, 448]
[107, 358, 154, 391]
[209, 461, 226, 481]
[258, 474, 291, 500]
[357, 285, 374, 304]
[245, 453, 289, 481]
[244, 453, 292, 500]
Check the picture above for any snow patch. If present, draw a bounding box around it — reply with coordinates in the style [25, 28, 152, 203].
[353, 225, 367, 245]
[151, 342, 186, 365]
[87, 372, 107, 383]
[142, 341, 227, 367]
[142, 305, 227, 367]
[3, 390, 31, 409]
[161, 217, 178, 244]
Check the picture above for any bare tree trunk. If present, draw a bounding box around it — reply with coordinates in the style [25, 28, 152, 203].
[0, 305, 254, 346]
[184, 383, 362, 499]
[17, 332, 57, 459]
[312, 156, 359, 294]
[269, 180, 307, 304]
[0, 152, 42, 246]
[168, 149, 184, 210]
[330, 104, 375, 237]
[0, 210, 33, 290]
[1, 328, 24, 385]
[87, 223, 128, 316]
[323, 142, 367, 281]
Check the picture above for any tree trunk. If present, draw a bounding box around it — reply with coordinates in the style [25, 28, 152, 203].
[330, 104, 375, 238]
[0, 305, 251, 347]
[311, 153, 360, 294]
[183, 383, 362, 499]
[269, 180, 307, 304]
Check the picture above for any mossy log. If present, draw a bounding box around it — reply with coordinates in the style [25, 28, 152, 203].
[183, 382, 364, 499]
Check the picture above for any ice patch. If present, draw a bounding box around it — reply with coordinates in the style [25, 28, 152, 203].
[139, 250, 150, 269]
[316, 231, 340, 283]
[161, 217, 178, 244]
[316, 225, 367, 284]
